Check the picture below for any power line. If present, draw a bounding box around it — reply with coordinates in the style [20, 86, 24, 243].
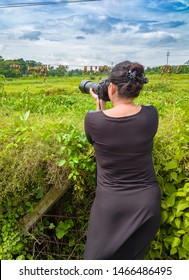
[0, 0, 101, 9]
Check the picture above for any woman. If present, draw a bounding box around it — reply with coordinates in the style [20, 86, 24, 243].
[83, 61, 161, 260]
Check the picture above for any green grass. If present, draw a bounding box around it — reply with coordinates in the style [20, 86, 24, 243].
[0, 73, 189, 260]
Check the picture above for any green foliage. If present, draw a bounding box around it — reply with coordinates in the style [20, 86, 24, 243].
[0, 74, 189, 259]
[0, 57, 83, 78]
[143, 76, 189, 260]
[57, 123, 95, 200]
[0, 195, 33, 260]
[55, 220, 74, 239]
[0, 75, 5, 97]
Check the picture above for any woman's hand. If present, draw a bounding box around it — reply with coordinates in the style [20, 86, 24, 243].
[89, 88, 98, 100]
[89, 88, 106, 110]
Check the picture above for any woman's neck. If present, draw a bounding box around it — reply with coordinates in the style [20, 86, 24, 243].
[112, 98, 134, 107]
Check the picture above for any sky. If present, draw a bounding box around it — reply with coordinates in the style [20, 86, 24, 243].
[0, 0, 189, 69]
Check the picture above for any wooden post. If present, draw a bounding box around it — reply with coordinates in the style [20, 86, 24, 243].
[19, 183, 71, 233]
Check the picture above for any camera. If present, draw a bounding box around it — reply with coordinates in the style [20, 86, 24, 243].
[79, 78, 110, 101]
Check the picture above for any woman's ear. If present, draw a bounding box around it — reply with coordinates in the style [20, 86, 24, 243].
[112, 83, 118, 93]
[109, 83, 118, 94]
[108, 83, 117, 101]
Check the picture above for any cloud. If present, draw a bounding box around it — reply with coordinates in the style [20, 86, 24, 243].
[75, 36, 85, 40]
[148, 33, 178, 47]
[0, 0, 189, 67]
[153, 21, 186, 29]
[19, 31, 42, 41]
[146, 0, 189, 12]
[80, 27, 99, 35]
[158, 35, 177, 45]
[137, 20, 187, 33]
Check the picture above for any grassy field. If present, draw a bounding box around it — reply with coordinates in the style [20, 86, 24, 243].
[0, 73, 189, 260]
[1, 73, 189, 126]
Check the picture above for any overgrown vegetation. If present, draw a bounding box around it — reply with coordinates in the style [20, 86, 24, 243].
[0, 73, 189, 259]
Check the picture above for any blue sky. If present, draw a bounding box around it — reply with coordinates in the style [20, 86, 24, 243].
[0, 0, 189, 68]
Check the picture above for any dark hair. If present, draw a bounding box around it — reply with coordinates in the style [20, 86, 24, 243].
[109, 61, 146, 98]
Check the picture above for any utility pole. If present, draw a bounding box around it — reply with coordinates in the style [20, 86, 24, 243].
[166, 51, 170, 65]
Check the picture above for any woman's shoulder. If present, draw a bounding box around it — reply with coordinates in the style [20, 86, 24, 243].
[142, 104, 158, 113]
[142, 105, 158, 120]
[142, 104, 157, 109]
[87, 110, 102, 114]
[85, 110, 102, 118]
[85, 110, 102, 122]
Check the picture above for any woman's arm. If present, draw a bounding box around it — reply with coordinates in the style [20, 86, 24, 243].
[89, 88, 106, 110]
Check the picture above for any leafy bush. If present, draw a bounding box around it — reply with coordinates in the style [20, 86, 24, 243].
[147, 107, 189, 259]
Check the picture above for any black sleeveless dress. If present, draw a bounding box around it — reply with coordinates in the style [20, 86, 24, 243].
[83, 105, 161, 260]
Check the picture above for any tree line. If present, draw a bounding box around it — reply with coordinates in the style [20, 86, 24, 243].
[0, 56, 83, 78]
[0, 55, 189, 78]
